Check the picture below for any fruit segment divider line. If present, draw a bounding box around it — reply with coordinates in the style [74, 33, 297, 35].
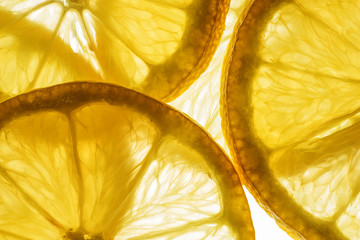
[26, 9, 66, 91]
[0, 164, 65, 230]
[68, 112, 85, 228]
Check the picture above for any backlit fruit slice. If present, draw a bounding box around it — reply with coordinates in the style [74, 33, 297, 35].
[222, 0, 360, 239]
[170, 1, 294, 239]
[170, 0, 253, 155]
[0, 82, 254, 240]
[0, 0, 229, 102]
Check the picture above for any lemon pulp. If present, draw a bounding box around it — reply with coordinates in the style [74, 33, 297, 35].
[0, 0, 229, 101]
[0, 82, 254, 240]
[222, 0, 360, 239]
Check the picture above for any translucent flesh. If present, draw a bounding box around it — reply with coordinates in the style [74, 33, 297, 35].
[0, 100, 248, 239]
[249, 1, 360, 238]
[0, 112, 75, 239]
[0, 3, 101, 99]
[0, 0, 226, 100]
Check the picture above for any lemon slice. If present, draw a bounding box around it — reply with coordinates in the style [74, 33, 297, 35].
[0, 0, 229, 101]
[170, 1, 294, 239]
[0, 82, 254, 239]
[170, 0, 253, 154]
[222, 0, 360, 239]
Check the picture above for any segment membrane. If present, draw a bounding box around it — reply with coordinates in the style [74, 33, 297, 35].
[271, 123, 360, 219]
[296, 0, 360, 46]
[72, 102, 159, 238]
[82, 10, 149, 87]
[88, 0, 186, 64]
[32, 9, 102, 90]
[25, 2, 63, 31]
[252, 65, 360, 148]
[0, 4, 101, 100]
[0, 111, 78, 238]
[116, 138, 225, 239]
[261, 4, 360, 81]
[0, 4, 62, 99]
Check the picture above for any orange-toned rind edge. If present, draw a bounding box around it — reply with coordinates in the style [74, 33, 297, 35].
[161, 0, 231, 102]
[0, 81, 255, 239]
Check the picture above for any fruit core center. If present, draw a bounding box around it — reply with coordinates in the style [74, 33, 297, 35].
[61, 0, 86, 9]
[64, 230, 103, 240]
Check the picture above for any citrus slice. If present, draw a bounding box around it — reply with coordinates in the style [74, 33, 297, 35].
[222, 0, 360, 239]
[0, 0, 229, 102]
[0, 82, 254, 239]
[170, 0, 253, 155]
[171, 0, 294, 239]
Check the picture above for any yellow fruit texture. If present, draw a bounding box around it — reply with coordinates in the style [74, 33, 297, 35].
[222, 0, 360, 239]
[0, 0, 229, 101]
[0, 82, 255, 240]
